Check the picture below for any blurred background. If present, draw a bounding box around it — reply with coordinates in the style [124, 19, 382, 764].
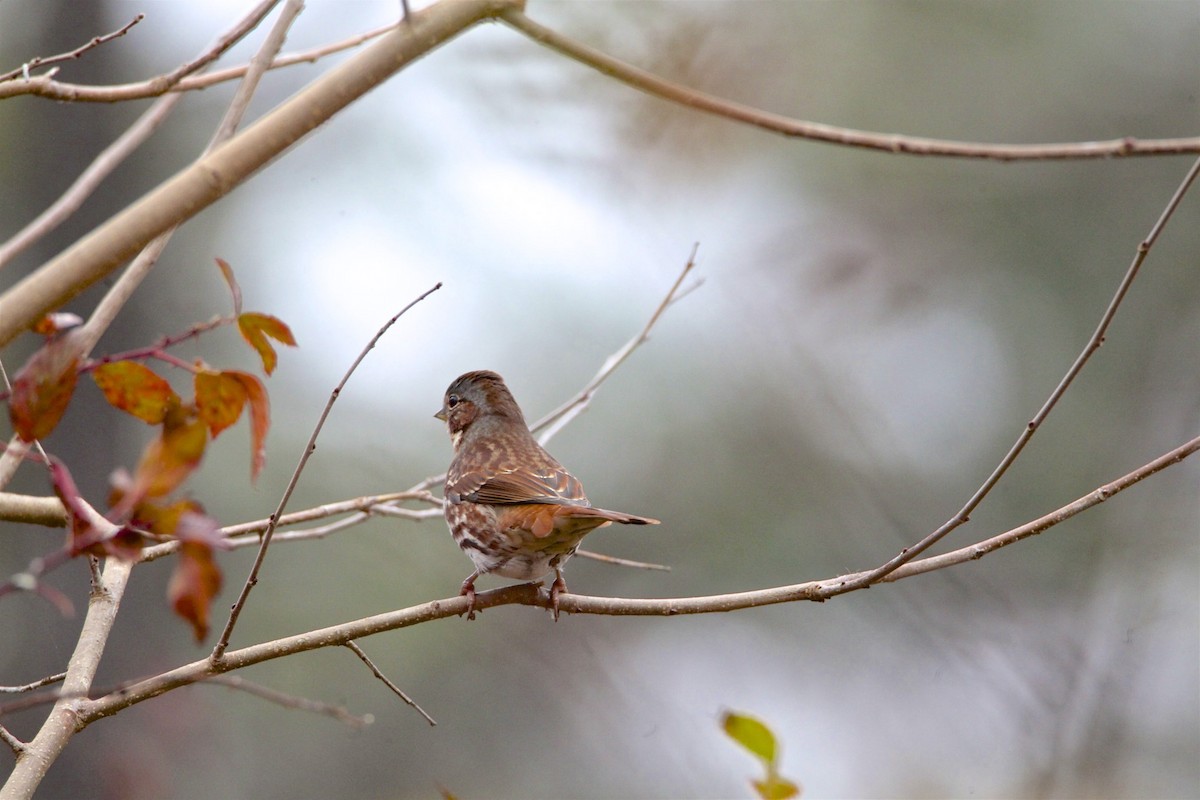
[1, 1, 1198, 797]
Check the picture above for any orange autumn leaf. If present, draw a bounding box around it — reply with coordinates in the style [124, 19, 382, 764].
[169, 538, 223, 642]
[168, 512, 225, 641]
[132, 496, 206, 537]
[214, 257, 243, 316]
[9, 334, 80, 441]
[237, 312, 296, 375]
[226, 370, 270, 482]
[194, 369, 247, 437]
[93, 360, 180, 424]
[131, 404, 208, 500]
[31, 312, 83, 337]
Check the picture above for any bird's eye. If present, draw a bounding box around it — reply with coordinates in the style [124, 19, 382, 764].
[447, 394, 460, 409]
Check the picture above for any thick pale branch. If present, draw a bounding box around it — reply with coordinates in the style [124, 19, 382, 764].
[500, 9, 1200, 161]
[0, 493, 65, 527]
[3, 559, 133, 797]
[0, 0, 519, 348]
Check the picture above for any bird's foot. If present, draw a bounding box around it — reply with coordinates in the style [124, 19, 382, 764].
[460, 575, 479, 621]
[549, 573, 568, 622]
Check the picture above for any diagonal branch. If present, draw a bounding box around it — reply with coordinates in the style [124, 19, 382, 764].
[499, 9, 1200, 162]
[344, 642, 436, 726]
[850, 154, 1200, 589]
[533, 243, 699, 445]
[0, 0, 519, 349]
[211, 283, 443, 661]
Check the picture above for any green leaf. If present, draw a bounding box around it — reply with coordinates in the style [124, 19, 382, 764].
[754, 776, 801, 800]
[722, 711, 777, 765]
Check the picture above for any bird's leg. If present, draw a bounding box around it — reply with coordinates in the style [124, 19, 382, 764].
[549, 567, 568, 622]
[459, 570, 481, 621]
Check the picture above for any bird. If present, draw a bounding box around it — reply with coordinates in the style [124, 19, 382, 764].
[435, 370, 659, 620]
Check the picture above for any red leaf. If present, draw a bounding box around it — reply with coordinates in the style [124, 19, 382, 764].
[93, 361, 179, 424]
[50, 457, 97, 554]
[169, 535, 223, 642]
[226, 371, 269, 482]
[8, 335, 80, 441]
[215, 258, 243, 316]
[194, 370, 247, 437]
[130, 404, 208, 500]
[51, 458, 143, 559]
[237, 312, 296, 375]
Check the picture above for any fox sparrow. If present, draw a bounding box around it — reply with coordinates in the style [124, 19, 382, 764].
[436, 370, 659, 619]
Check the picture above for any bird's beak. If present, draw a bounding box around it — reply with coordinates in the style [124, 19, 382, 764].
[434, 408, 447, 422]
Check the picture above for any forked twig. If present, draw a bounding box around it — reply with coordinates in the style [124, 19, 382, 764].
[0, 15, 145, 83]
[211, 283, 443, 661]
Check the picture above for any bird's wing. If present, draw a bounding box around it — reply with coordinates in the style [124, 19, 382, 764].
[447, 463, 587, 506]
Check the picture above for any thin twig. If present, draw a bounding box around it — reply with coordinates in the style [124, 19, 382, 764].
[0, 21, 395, 103]
[208, 675, 373, 729]
[158, 0, 285, 91]
[500, 10, 1200, 161]
[212, 0, 306, 143]
[0, 673, 67, 694]
[534, 243, 698, 444]
[0, 724, 23, 755]
[852, 154, 1200, 590]
[211, 283, 443, 661]
[574, 549, 670, 571]
[0, 15, 145, 83]
[344, 642, 436, 726]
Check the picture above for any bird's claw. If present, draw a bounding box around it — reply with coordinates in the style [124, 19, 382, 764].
[460, 579, 478, 621]
[549, 574, 567, 622]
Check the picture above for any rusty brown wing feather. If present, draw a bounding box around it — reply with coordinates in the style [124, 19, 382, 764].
[452, 466, 587, 506]
[445, 434, 588, 506]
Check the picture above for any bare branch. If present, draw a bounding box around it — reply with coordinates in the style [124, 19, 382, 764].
[0, 23, 397, 104]
[3, 558, 134, 796]
[344, 642, 436, 726]
[0, 0, 517, 349]
[574, 549, 670, 571]
[0, 673, 66, 694]
[208, 675, 373, 730]
[499, 9, 1200, 161]
[533, 244, 699, 445]
[0, 15, 145, 83]
[0, 724, 23, 755]
[0, 92, 185, 271]
[0, 493, 66, 527]
[212, 283, 443, 661]
[852, 154, 1200, 589]
[61, 431, 1198, 727]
